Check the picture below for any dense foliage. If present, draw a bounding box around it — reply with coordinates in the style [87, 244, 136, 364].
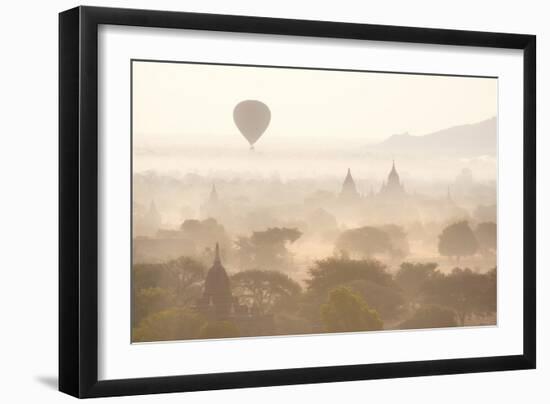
[321, 287, 383, 332]
[132, 220, 497, 341]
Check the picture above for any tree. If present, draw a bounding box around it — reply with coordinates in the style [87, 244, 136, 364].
[480, 267, 497, 314]
[394, 262, 438, 302]
[198, 320, 240, 339]
[306, 256, 393, 295]
[398, 305, 457, 330]
[132, 308, 206, 342]
[273, 312, 314, 336]
[163, 256, 206, 306]
[235, 227, 302, 270]
[380, 224, 410, 259]
[335, 226, 393, 258]
[133, 287, 175, 326]
[231, 269, 301, 314]
[179, 218, 232, 256]
[302, 257, 392, 327]
[421, 267, 497, 325]
[343, 279, 405, 320]
[321, 287, 383, 333]
[438, 221, 479, 261]
[132, 256, 206, 308]
[231, 270, 302, 314]
[475, 222, 497, 254]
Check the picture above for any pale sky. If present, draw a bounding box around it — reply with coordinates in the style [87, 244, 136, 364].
[132, 60, 497, 179]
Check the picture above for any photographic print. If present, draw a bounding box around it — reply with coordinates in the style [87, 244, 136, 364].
[131, 60, 497, 343]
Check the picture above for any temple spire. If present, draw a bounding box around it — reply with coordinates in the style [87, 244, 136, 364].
[199, 242, 232, 319]
[390, 160, 397, 176]
[344, 168, 353, 182]
[340, 168, 359, 200]
[214, 242, 221, 264]
[209, 183, 219, 203]
[379, 160, 405, 197]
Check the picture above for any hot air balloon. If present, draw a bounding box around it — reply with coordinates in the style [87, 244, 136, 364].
[233, 100, 271, 150]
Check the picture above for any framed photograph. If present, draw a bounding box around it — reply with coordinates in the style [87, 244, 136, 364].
[59, 6, 536, 398]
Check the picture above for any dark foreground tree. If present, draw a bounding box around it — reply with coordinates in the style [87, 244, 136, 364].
[398, 305, 457, 330]
[133, 256, 206, 307]
[438, 221, 479, 261]
[343, 279, 405, 320]
[133, 256, 206, 293]
[132, 308, 206, 342]
[132, 256, 207, 326]
[231, 269, 302, 314]
[306, 256, 393, 295]
[133, 287, 175, 326]
[321, 287, 383, 332]
[163, 256, 206, 305]
[301, 257, 394, 326]
[421, 267, 496, 325]
[394, 262, 438, 302]
[198, 320, 240, 339]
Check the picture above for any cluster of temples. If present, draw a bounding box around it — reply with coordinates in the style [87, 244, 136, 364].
[340, 160, 406, 201]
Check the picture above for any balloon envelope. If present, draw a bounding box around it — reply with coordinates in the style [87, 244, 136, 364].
[233, 100, 271, 149]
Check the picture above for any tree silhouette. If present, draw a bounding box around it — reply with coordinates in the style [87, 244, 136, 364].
[231, 269, 302, 314]
[475, 222, 497, 254]
[133, 287, 175, 326]
[421, 267, 496, 325]
[163, 256, 206, 305]
[306, 256, 393, 295]
[198, 320, 240, 339]
[343, 279, 405, 319]
[321, 287, 383, 332]
[380, 224, 410, 259]
[179, 218, 232, 255]
[335, 226, 393, 258]
[132, 308, 206, 342]
[438, 221, 478, 261]
[394, 262, 438, 303]
[235, 227, 302, 270]
[133, 256, 206, 306]
[398, 304, 457, 330]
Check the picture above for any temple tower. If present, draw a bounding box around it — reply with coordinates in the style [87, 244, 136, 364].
[201, 183, 222, 219]
[340, 168, 360, 200]
[209, 184, 218, 204]
[200, 243, 233, 319]
[379, 160, 406, 197]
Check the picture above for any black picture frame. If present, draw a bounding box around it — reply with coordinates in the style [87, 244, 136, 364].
[59, 5, 536, 398]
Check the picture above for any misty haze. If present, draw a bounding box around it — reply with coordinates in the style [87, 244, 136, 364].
[131, 60, 497, 342]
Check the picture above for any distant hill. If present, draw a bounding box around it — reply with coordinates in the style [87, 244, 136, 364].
[369, 117, 496, 157]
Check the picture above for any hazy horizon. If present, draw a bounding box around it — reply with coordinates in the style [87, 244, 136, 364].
[132, 61, 497, 180]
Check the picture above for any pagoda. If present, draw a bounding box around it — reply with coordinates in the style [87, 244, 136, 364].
[340, 168, 360, 200]
[379, 160, 406, 197]
[197, 243, 234, 319]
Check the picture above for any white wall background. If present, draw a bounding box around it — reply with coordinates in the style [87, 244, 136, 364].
[0, 0, 546, 402]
